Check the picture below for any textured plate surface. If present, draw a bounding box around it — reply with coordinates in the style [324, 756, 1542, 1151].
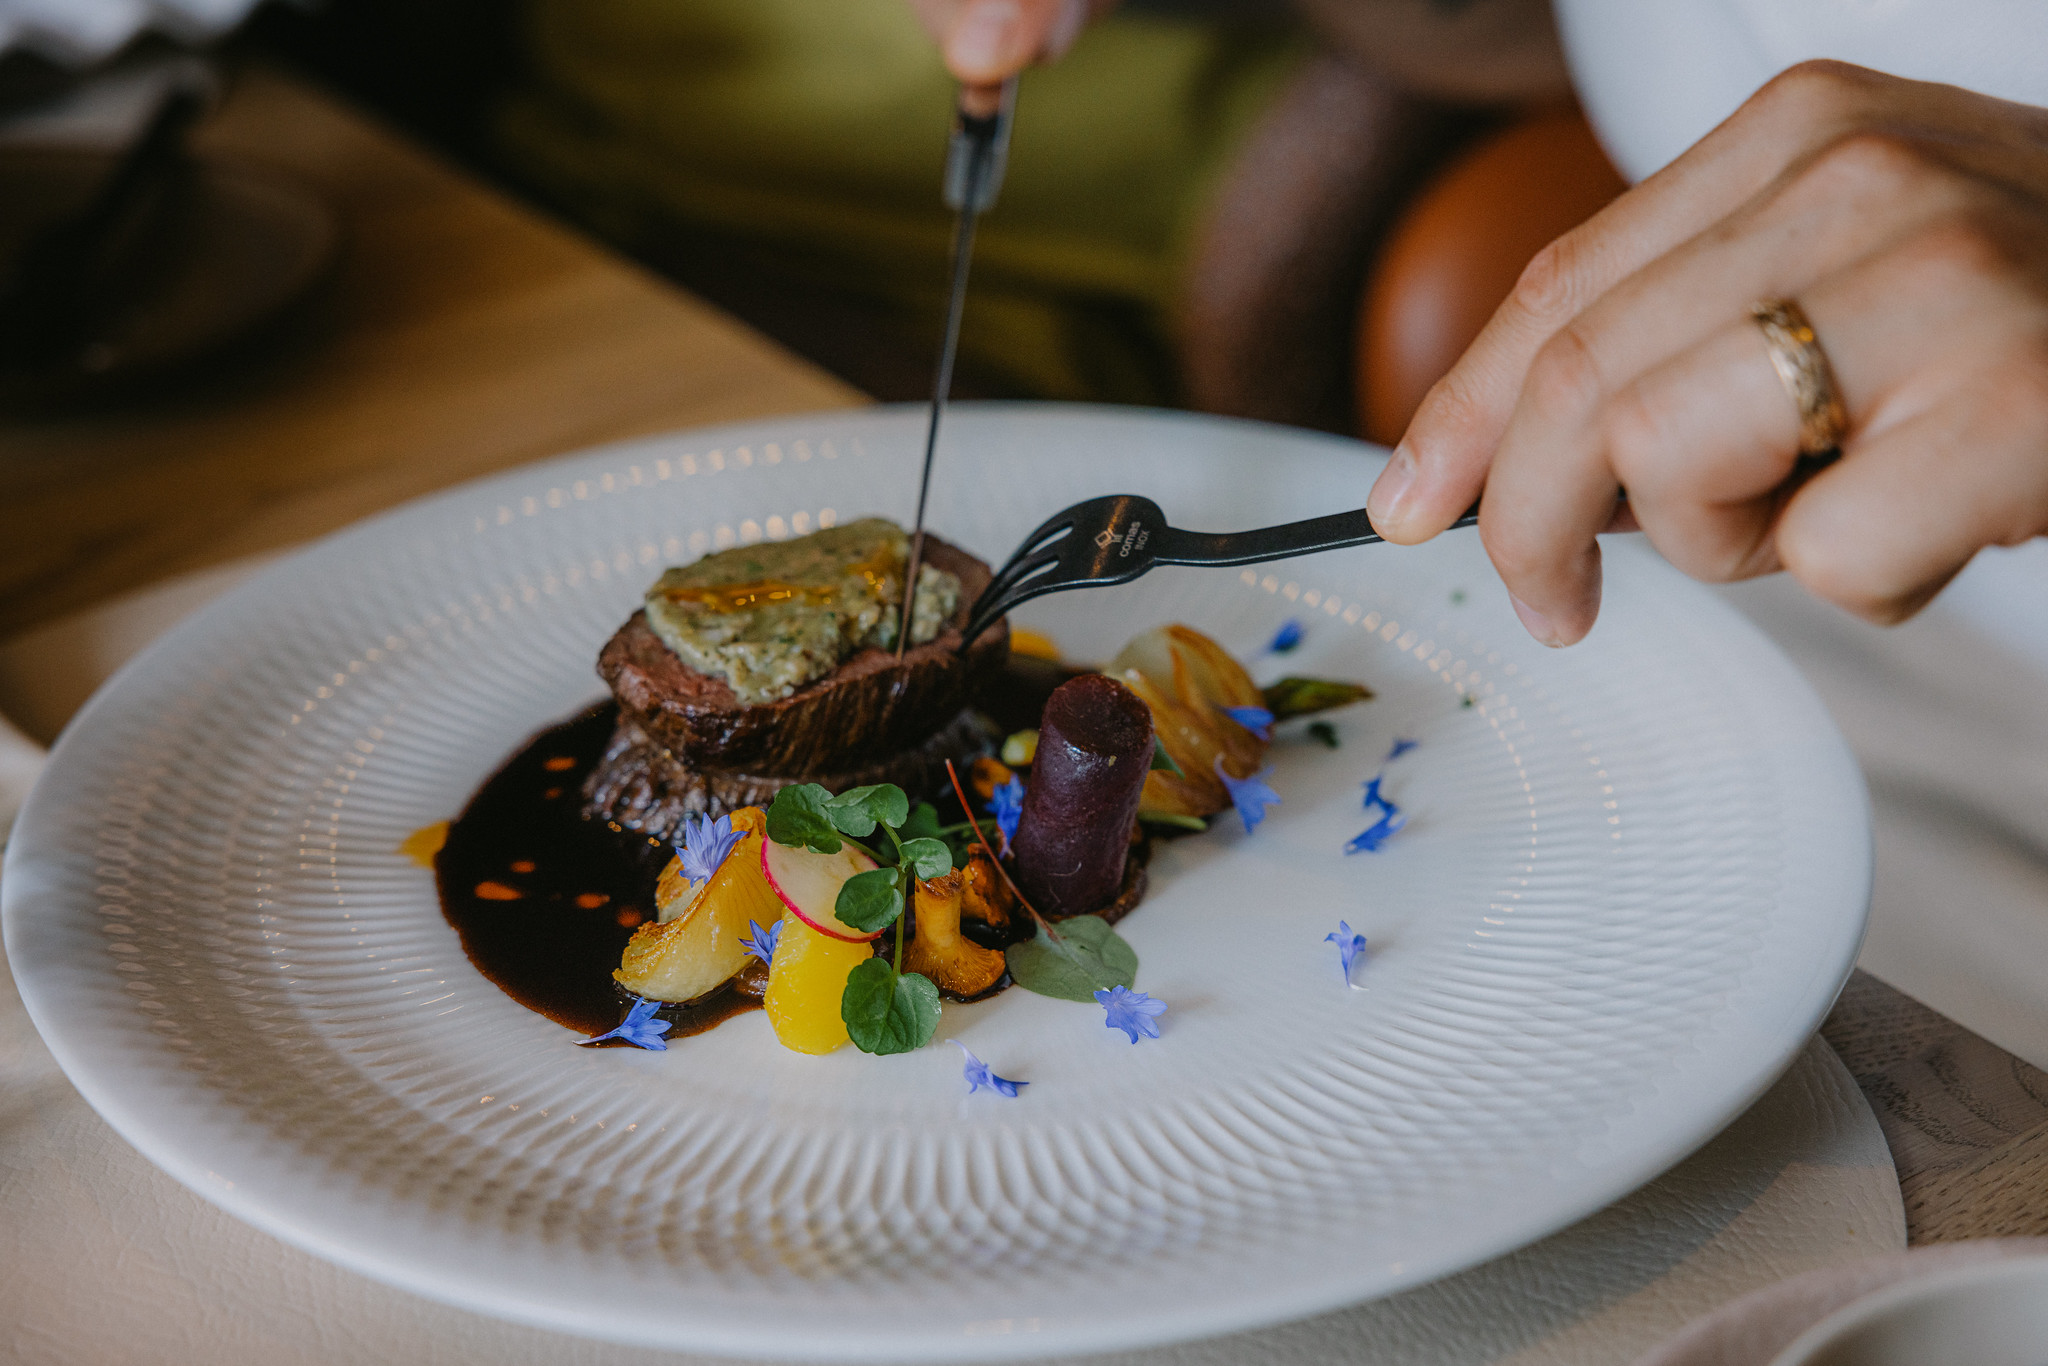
[2, 405, 1870, 1362]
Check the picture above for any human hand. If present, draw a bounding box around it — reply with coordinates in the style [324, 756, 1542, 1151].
[906, 0, 1114, 114]
[1365, 61, 2048, 645]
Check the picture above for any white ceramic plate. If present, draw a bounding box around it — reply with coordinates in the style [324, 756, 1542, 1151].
[3, 405, 1870, 1362]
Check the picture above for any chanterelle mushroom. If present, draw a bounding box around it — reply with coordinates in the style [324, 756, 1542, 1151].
[903, 870, 1007, 998]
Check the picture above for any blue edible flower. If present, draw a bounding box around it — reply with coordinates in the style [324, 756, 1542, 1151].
[1325, 919, 1368, 984]
[579, 998, 673, 1051]
[952, 1040, 1026, 1097]
[677, 811, 745, 885]
[1215, 756, 1281, 834]
[1219, 704, 1275, 741]
[1095, 985, 1168, 1043]
[1267, 619, 1304, 654]
[1345, 809, 1406, 854]
[1348, 751, 1411, 854]
[988, 775, 1026, 853]
[739, 917, 782, 966]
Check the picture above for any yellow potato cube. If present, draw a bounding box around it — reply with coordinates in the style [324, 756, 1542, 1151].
[764, 912, 873, 1055]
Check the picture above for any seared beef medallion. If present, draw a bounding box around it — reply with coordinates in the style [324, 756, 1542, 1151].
[584, 534, 1008, 835]
[584, 707, 996, 842]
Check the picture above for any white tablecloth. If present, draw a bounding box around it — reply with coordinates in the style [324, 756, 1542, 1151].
[1716, 542, 2048, 1073]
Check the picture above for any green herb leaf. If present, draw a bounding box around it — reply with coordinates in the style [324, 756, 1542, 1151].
[823, 800, 876, 838]
[898, 801, 945, 842]
[898, 801, 970, 866]
[766, 783, 842, 852]
[1004, 915, 1139, 1003]
[898, 837, 953, 880]
[1149, 737, 1184, 776]
[823, 784, 910, 837]
[1306, 720, 1340, 749]
[834, 867, 905, 933]
[1139, 810, 1208, 832]
[841, 959, 941, 1055]
[1262, 676, 1374, 721]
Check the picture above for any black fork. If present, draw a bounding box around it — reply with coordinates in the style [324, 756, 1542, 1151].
[960, 495, 1482, 647]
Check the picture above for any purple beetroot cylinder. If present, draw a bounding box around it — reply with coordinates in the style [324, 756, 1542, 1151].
[1011, 674, 1154, 917]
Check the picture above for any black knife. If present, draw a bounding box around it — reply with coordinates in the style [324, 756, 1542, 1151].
[896, 76, 1018, 656]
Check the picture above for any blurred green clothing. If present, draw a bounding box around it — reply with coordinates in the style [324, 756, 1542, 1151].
[497, 0, 1303, 402]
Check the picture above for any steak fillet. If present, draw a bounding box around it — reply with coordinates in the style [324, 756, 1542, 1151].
[596, 535, 1007, 776]
[583, 707, 995, 841]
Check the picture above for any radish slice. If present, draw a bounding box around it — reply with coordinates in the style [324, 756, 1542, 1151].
[760, 838, 886, 942]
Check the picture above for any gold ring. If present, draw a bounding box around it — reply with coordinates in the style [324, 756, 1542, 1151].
[1751, 298, 1848, 456]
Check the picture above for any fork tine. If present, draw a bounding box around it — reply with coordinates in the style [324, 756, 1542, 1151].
[975, 524, 1069, 599]
[977, 495, 1113, 601]
[960, 600, 1004, 649]
[978, 532, 1064, 602]
[1010, 504, 1085, 560]
[960, 593, 1012, 649]
[978, 544, 1063, 606]
[961, 554, 1065, 645]
[959, 494, 1146, 647]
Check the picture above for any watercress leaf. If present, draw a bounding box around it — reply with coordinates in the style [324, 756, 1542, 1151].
[840, 957, 896, 1043]
[826, 807, 875, 837]
[898, 801, 944, 843]
[888, 971, 943, 1053]
[900, 801, 971, 863]
[841, 959, 940, 1055]
[899, 837, 953, 880]
[1004, 915, 1139, 1003]
[766, 783, 842, 852]
[1149, 737, 1184, 776]
[865, 784, 911, 830]
[822, 785, 878, 837]
[898, 801, 938, 841]
[1261, 676, 1373, 721]
[834, 868, 905, 933]
[824, 783, 910, 837]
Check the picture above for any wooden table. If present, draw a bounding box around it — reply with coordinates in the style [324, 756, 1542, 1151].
[0, 64, 860, 639]
[1, 64, 2042, 1254]
[1824, 972, 2048, 1243]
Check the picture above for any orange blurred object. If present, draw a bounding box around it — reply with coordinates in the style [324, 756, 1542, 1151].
[1358, 110, 1627, 446]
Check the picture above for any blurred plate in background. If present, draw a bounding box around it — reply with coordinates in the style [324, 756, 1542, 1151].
[0, 145, 333, 399]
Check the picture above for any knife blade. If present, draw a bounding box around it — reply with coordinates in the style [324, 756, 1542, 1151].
[896, 76, 1018, 657]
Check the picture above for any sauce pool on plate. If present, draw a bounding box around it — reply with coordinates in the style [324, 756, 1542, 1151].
[435, 702, 764, 1039]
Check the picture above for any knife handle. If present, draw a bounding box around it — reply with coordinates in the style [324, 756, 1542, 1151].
[944, 76, 1018, 213]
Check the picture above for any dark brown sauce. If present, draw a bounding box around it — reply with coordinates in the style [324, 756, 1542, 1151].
[435, 704, 1013, 1040]
[441, 660, 1146, 1041]
[438, 702, 679, 1037]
